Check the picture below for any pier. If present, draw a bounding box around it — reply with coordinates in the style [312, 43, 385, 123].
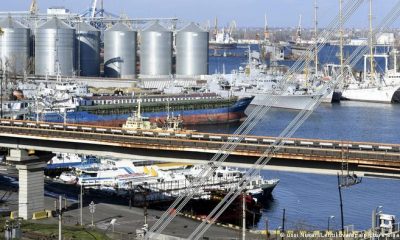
[0, 119, 399, 177]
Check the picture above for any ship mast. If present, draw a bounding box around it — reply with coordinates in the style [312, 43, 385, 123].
[339, 0, 344, 77]
[314, 0, 318, 75]
[137, 97, 142, 119]
[264, 13, 270, 42]
[296, 14, 302, 44]
[369, 0, 375, 82]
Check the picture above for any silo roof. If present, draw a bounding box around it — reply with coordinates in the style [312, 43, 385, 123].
[106, 22, 132, 32]
[178, 22, 206, 33]
[76, 22, 99, 32]
[0, 16, 28, 29]
[143, 22, 169, 32]
[38, 17, 73, 29]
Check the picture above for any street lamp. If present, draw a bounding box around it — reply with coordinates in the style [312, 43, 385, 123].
[328, 216, 335, 231]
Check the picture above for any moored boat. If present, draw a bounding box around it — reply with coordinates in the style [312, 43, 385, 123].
[30, 93, 253, 127]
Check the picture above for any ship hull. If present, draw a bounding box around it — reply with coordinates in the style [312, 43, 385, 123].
[37, 97, 253, 127]
[321, 90, 342, 103]
[342, 85, 400, 103]
[209, 42, 237, 49]
[250, 180, 279, 201]
[250, 94, 322, 110]
[185, 192, 262, 228]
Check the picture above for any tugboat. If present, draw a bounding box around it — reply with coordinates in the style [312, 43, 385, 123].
[122, 99, 159, 130]
[122, 98, 189, 132]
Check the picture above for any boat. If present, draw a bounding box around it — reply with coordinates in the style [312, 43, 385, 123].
[209, 19, 237, 49]
[207, 50, 328, 110]
[341, 52, 400, 103]
[185, 191, 262, 228]
[209, 29, 237, 49]
[46, 153, 99, 170]
[122, 98, 186, 132]
[56, 159, 279, 203]
[341, 4, 400, 103]
[31, 93, 253, 127]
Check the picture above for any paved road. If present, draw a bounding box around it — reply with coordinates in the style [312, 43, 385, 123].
[0, 174, 265, 240]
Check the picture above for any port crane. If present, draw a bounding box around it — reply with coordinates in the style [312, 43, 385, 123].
[29, 0, 38, 15]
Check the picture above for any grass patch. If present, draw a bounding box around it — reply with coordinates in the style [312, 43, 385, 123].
[0, 220, 110, 240]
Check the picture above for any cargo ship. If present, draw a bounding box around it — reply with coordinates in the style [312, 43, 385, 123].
[34, 93, 253, 127]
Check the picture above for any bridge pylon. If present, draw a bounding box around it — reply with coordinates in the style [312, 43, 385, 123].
[6, 149, 46, 220]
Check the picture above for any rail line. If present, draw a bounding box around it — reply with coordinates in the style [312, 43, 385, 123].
[0, 119, 399, 168]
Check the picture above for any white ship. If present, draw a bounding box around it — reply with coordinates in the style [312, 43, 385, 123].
[206, 51, 328, 110]
[342, 50, 400, 103]
[59, 158, 279, 201]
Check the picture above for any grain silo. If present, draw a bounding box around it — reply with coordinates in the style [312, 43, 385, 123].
[140, 22, 172, 77]
[176, 23, 209, 76]
[76, 22, 100, 77]
[0, 16, 30, 74]
[104, 23, 137, 78]
[35, 17, 75, 76]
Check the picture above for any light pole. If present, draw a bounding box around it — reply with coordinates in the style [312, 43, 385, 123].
[337, 174, 344, 240]
[328, 216, 335, 232]
[58, 195, 62, 240]
[80, 183, 83, 226]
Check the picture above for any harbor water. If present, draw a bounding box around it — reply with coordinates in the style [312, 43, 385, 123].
[192, 102, 400, 231]
[200, 50, 400, 231]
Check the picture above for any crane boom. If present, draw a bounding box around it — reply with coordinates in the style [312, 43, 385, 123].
[30, 0, 38, 15]
[91, 0, 98, 18]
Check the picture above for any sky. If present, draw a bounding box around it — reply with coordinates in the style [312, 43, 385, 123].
[1, 0, 398, 28]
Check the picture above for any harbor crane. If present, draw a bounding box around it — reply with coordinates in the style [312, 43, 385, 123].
[90, 0, 98, 18]
[29, 0, 38, 15]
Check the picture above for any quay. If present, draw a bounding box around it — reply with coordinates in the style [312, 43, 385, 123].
[0, 119, 399, 177]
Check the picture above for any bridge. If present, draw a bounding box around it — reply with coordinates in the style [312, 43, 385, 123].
[1, 119, 400, 220]
[0, 119, 399, 174]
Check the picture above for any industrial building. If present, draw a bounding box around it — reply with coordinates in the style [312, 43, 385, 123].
[0, 5, 208, 82]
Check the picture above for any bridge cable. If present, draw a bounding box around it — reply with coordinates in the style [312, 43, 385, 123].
[145, 0, 365, 238]
[188, 2, 400, 239]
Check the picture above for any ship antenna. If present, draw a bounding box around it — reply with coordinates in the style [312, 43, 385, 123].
[314, 0, 318, 75]
[167, 99, 170, 120]
[369, 0, 375, 83]
[137, 94, 142, 119]
[339, 0, 344, 78]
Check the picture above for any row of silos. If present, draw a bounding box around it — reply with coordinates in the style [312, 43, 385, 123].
[103, 22, 209, 78]
[36, 18, 101, 77]
[0, 16, 208, 78]
[0, 16, 100, 77]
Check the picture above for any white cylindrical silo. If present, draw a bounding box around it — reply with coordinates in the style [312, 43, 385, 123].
[35, 17, 75, 76]
[140, 22, 172, 77]
[104, 23, 137, 79]
[176, 23, 209, 76]
[0, 17, 30, 74]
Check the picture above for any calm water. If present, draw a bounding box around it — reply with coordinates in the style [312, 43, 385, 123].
[192, 102, 400, 231]
[201, 50, 400, 230]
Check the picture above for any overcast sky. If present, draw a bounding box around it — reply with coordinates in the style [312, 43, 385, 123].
[2, 0, 398, 28]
